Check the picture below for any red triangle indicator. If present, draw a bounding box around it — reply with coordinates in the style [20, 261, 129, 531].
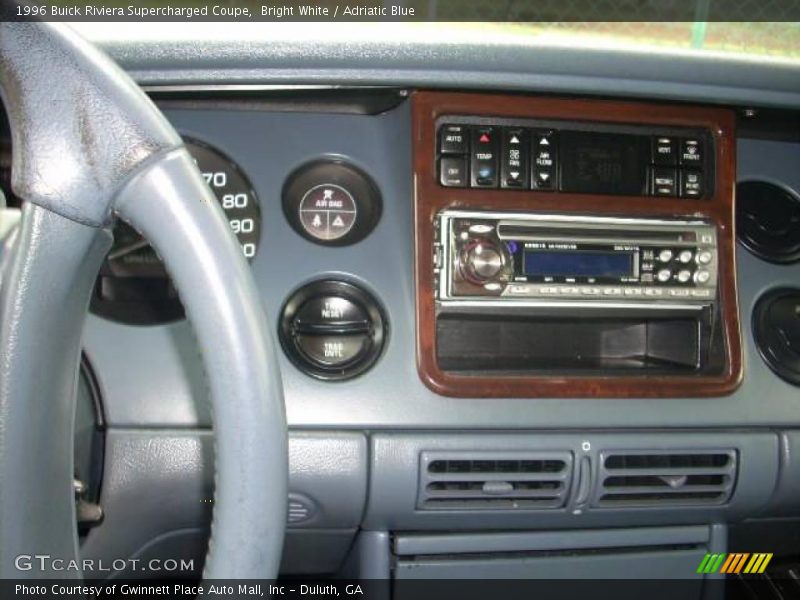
[479, 133, 490, 143]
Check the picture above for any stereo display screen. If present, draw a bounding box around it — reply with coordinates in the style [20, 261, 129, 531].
[523, 250, 634, 279]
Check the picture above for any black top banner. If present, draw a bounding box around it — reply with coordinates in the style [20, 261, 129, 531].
[2, 0, 800, 22]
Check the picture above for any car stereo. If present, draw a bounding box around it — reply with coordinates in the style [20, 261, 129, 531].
[436, 210, 718, 305]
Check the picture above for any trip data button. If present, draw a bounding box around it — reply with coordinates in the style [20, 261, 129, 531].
[295, 334, 369, 368]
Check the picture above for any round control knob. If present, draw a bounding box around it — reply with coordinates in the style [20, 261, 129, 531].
[657, 268, 672, 283]
[658, 249, 673, 262]
[678, 250, 694, 264]
[677, 269, 692, 283]
[694, 270, 711, 284]
[462, 241, 505, 283]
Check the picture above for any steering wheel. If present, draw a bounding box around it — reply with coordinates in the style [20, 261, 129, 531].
[0, 23, 288, 579]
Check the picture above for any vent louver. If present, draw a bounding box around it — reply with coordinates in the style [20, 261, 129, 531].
[595, 450, 737, 507]
[418, 452, 573, 510]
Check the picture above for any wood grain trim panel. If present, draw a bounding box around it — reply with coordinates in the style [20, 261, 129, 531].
[413, 91, 742, 398]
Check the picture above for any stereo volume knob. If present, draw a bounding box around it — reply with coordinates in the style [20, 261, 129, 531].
[462, 241, 505, 283]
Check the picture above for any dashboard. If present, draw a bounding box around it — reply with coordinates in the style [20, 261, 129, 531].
[31, 89, 791, 430]
[2, 27, 800, 586]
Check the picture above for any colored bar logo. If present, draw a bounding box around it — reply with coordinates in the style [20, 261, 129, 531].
[697, 553, 773, 574]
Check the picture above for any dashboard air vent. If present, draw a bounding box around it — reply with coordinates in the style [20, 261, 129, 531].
[418, 451, 573, 511]
[595, 450, 737, 508]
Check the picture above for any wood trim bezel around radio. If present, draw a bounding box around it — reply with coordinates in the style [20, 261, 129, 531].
[412, 90, 742, 398]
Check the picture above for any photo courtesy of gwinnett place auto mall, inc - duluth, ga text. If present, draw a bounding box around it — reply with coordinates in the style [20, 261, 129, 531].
[0, 2, 799, 600]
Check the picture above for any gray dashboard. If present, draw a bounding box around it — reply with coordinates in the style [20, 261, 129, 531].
[52, 29, 800, 583]
[82, 100, 800, 430]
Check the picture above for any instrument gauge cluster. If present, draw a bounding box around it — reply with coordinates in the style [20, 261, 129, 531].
[91, 138, 262, 325]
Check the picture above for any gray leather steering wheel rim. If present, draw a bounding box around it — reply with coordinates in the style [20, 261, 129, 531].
[0, 23, 287, 579]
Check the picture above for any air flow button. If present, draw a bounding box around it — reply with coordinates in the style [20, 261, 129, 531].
[532, 130, 557, 190]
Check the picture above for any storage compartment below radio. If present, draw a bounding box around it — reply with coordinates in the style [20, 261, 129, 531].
[437, 307, 717, 376]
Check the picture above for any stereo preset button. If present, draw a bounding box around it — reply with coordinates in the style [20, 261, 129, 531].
[692, 289, 712, 298]
[645, 288, 664, 297]
[694, 270, 711, 284]
[440, 157, 468, 187]
[470, 127, 499, 187]
[651, 167, 677, 196]
[677, 269, 692, 283]
[652, 136, 677, 166]
[624, 288, 643, 296]
[697, 250, 713, 265]
[657, 269, 672, 282]
[658, 249, 673, 262]
[678, 249, 694, 263]
[501, 128, 530, 189]
[439, 124, 468, 155]
[680, 138, 703, 166]
[680, 170, 704, 198]
[603, 287, 622, 296]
